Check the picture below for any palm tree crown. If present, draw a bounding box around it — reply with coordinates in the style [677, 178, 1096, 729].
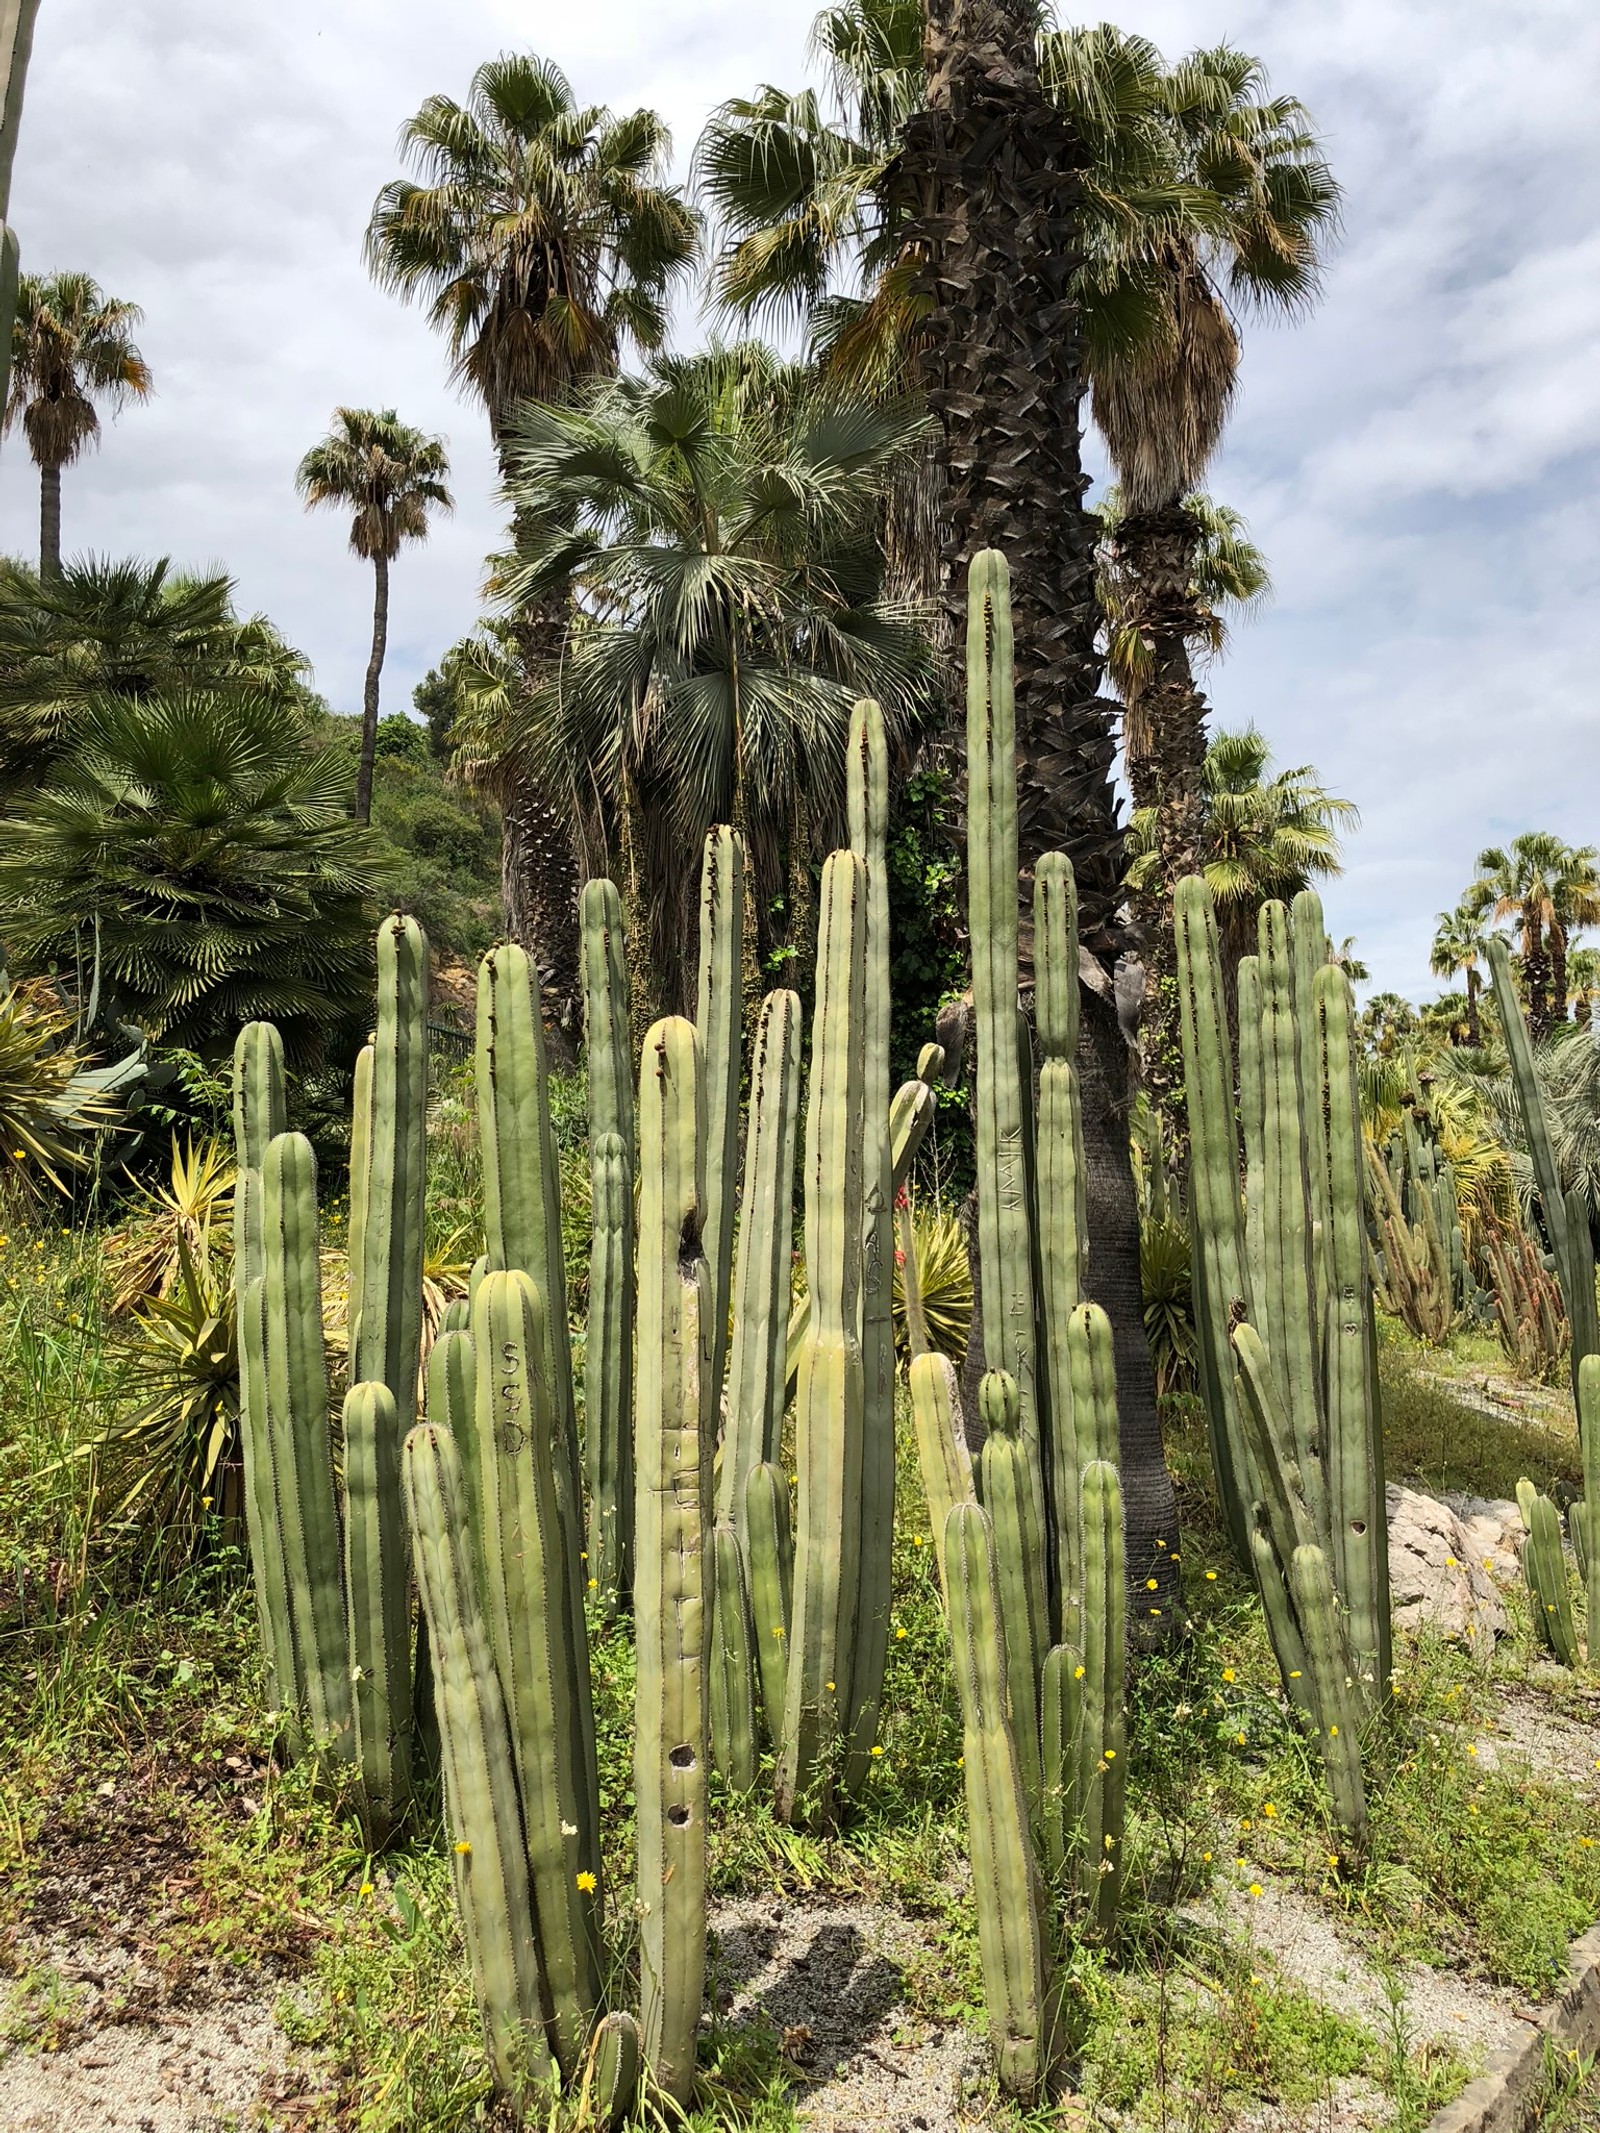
[365, 54, 697, 441]
[1430, 902, 1493, 1046]
[484, 342, 932, 1006]
[4, 271, 153, 575]
[1468, 832, 1600, 1037]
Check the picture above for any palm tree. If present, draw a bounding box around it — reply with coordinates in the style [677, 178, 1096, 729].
[365, 54, 697, 1022]
[1128, 725, 1357, 984]
[0, 554, 311, 796]
[4, 272, 153, 576]
[1468, 833, 1600, 1040]
[486, 343, 932, 1016]
[1430, 903, 1494, 1046]
[0, 688, 384, 1060]
[296, 409, 452, 825]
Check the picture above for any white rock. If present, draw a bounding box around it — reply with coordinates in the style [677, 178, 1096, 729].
[1386, 1484, 1510, 1646]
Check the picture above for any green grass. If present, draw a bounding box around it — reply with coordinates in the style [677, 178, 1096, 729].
[3, 1206, 1599, 2130]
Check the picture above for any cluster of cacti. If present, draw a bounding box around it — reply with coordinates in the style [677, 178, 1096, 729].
[1365, 1127, 1456, 1346]
[1175, 876, 1390, 1842]
[1483, 1215, 1568, 1383]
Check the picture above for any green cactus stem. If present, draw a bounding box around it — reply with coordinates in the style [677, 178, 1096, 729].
[260, 1130, 352, 1755]
[403, 1421, 555, 2109]
[581, 878, 636, 1614]
[1034, 853, 1088, 1611]
[979, 1370, 1048, 1817]
[350, 914, 428, 1432]
[1580, 1357, 1600, 1644]
[0, 1, 41, 414]
[944, 1500, 1057, 2101]
[1063, 1304, 1120, 1635]
[744, 1461, 793, 1739]
[966, 550, 1045, 1510]
[1519, 1482, 1579, 1667]
[846, 697, 896, 1792]
[710, 1521, 760, 1792]
[471, 1269, 600, 2082]
[582, 2010, 643, 2131]
[1039, 1640, 1081, 1888]
[1173, 878, 1255, 1569]
[1076, 1459, 1126, 1935]
[720, 989, 802, 1533]
[343, 1380, 413, 1838]
[778, 850, 867, 1825]
[633, 1015, 710, 2105]
[910, 1351, 976, 1611]
[696, 825, 745, 1419]
[232, 1022, 292, 1707]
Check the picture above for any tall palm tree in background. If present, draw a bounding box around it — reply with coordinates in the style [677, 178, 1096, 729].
[4, 272, 152, 577]
[296, 408, 452, 825]
[1127, 723, 1356, 988]
[365, 54, 697, 1024]
[889, 0, 1180, 1611]
[486, 342, 931, 1017]
[1430, 902, 1493, 1047]
[1468, 833, 1600, 1039]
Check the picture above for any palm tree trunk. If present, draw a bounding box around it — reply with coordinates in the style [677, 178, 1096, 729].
[501, 771, 581, 1062]
[1466, 964, 1481, 1047]
[899, 0, 1181, 1624]
[1524, 916, 1553, 1039]
[39, 459, 61, 579]
[1112, 501, 1209, 1170]
[1550, 920, 1570, 1025]
[355, 550, 389, 826]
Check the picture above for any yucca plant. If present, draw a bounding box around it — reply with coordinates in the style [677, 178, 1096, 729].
[0, 978, 119, 1207]
[105, 1133, 236, 1313]
[890, 1193, 973, 1361]
[1140, 1214, 1199, 1396]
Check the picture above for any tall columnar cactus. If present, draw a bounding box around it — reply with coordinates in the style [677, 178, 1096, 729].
[471, 1269, 600, 2082]
[351, 915, 429, 1433]
[696, 826, 745, 1419]
[1062, 1305, 1120, 1628]
[719, 989, 802, 1534]
[343, 1380, 413, 1838]
[1488, 936, 1600, 1390]
[778, 851, 868, 1825]
[910, 1351, 976, 1611]
[477, 942, 583, 1538]
[232, 1022, 291, 1705]
[978, 1371, 1048, 1817]
[260, 1130, 352, 1755]
[744, 1461, 793, 1737]
[580, 879, 635, 1611]
[633, 1016, 710, 2105]
[944, 1501, 1057, 2102]
[1075, 1458, 1126, 1934]
[403, 1422, 555, 2110]
[0, 0, 41, 416]
[1034, 854, 1088, 1609]
[426, 1328, 479, 1553]
[846, 697, 896, 1789]
[1173, 879, 1255, 1569]
[966, 551, 1045, 1511]
[1579, 1357, 1600, 1649]
[1518, 1480, 1579, 1668]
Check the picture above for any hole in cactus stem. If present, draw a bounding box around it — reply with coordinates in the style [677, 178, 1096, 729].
[668, 1805, 692, 1826]
[669, 1744, 695, 1769]
[1351, 1520, 1366, 1535]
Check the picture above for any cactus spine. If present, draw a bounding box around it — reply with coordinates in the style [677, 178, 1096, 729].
[403, 1422, 555, 2109]
[778, 851, 867, 1823]
[633, 1016, 710, 2105]
[846, 697, 896, 1788]
[343, 1380, 413, 1836]
[471, 1269, 600, 2080]
[719, 989, 802, 1531]
[966, 550, 1045, 1511]
[351, 915, 428, 1431]
[945, 1501, 1057, 2101]
[260, 1130, 352, 1754]
[696, 826, 745, 1418]
[580, 879, 635, 1612]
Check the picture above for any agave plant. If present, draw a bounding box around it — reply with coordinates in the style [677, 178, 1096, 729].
[104, 1133, 235, 1314]
[890, 1193, 973, 1362]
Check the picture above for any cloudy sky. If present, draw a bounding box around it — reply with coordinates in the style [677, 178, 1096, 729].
[3, 0, 1596, 998]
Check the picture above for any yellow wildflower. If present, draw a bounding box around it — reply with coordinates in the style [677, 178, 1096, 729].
[576, 1871, 597, 1892]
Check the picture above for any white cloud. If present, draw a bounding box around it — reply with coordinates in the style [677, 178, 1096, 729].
[1, 0, 1595, 1001]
